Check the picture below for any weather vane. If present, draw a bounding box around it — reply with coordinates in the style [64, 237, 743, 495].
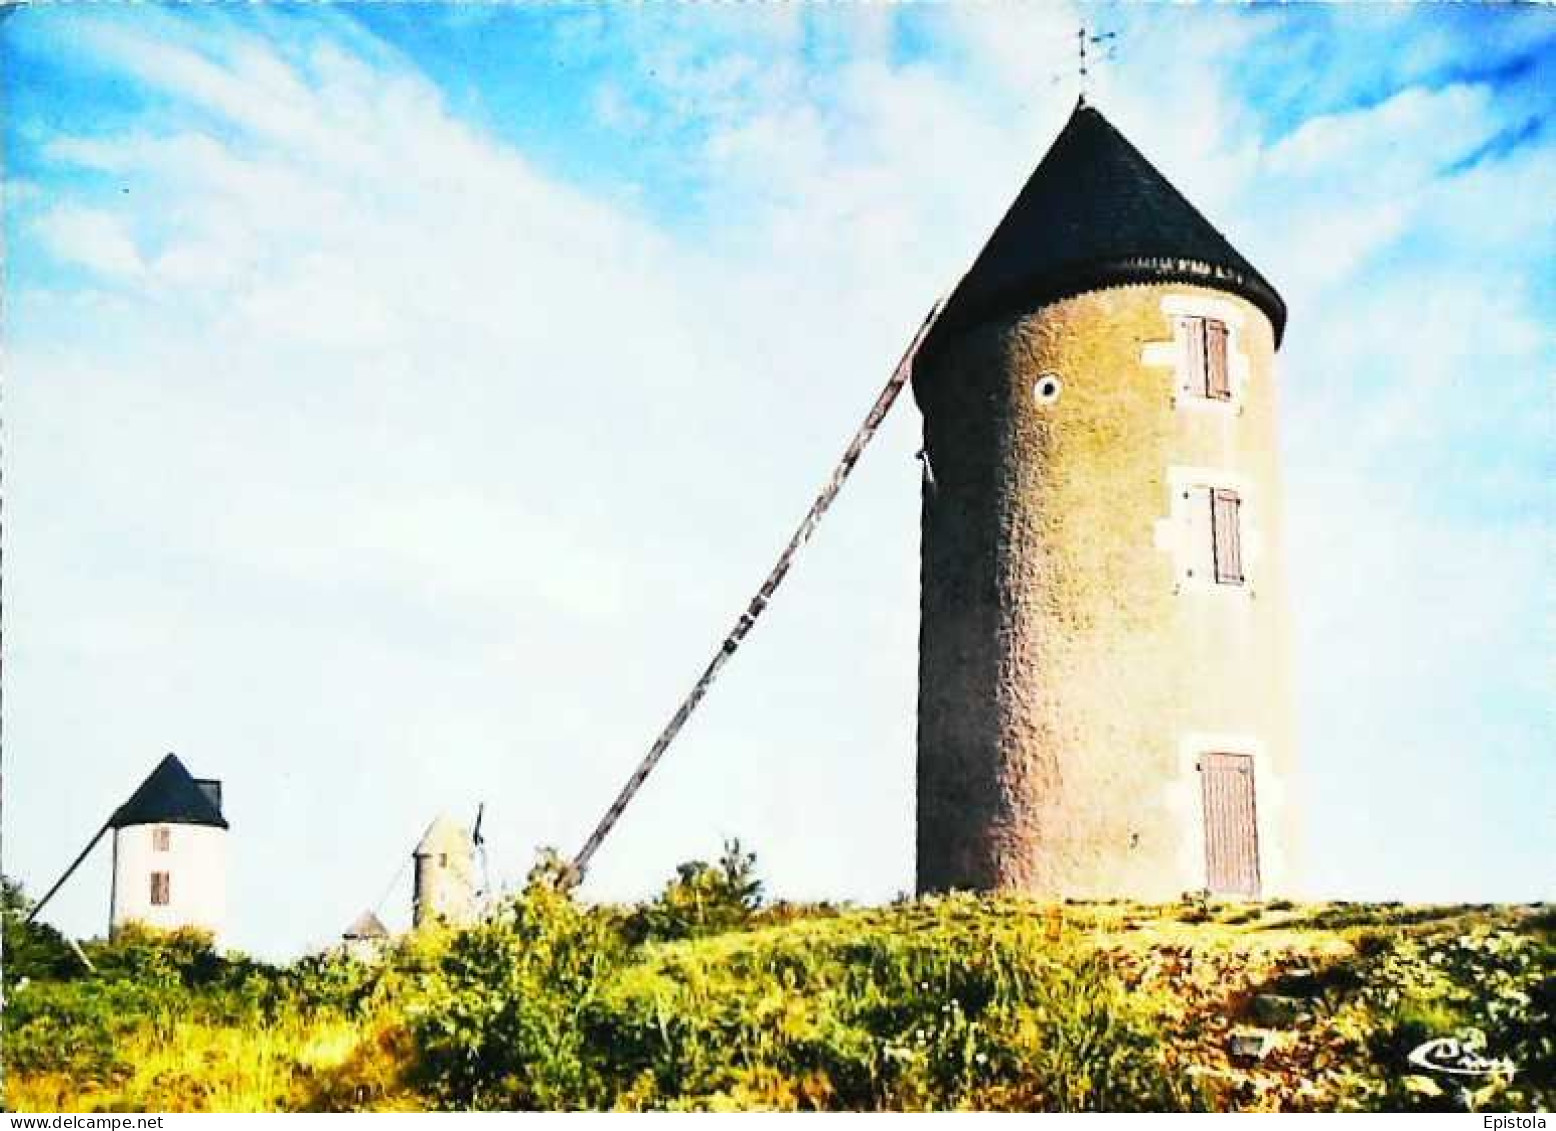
[1075, 24, 1119, 105]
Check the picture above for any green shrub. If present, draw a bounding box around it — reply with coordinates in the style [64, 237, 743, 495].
[627, 839, 763, 944]
[2, 878, 82, 986]
[1327, 924, 1554, 1111]
[406, 877, 628, 1109]
[3, 979, 144, 1085]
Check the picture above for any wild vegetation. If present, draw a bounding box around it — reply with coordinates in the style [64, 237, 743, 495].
[3, 854, 1551, 1112]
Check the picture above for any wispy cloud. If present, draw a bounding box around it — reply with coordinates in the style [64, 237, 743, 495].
[35, 206, 145, 278]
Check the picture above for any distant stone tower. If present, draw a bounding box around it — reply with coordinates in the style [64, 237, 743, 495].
[412, 815, 477, 928]
[340, 909, 390, 961]
[914, 102, 1296, 900]
[109, 753, 228, 939]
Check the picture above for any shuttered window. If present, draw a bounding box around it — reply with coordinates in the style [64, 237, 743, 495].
[1184, 317, 1205, 392]
[1204, 319, 1230, 399]
[153, 827, 171, 852]
[1183, 316, 1232, 400]
[1211, 489, 1244, 585]
[150, 872, 171, 906]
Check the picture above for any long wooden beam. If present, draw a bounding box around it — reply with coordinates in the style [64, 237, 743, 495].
[568, 299, 945, 883]
[26, 819, 111, 924]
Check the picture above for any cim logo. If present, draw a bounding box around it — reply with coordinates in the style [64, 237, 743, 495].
[1408, 1034, 1516, 1079]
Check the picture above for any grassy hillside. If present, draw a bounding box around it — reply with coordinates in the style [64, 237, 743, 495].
[3, 860, 1551, 1112]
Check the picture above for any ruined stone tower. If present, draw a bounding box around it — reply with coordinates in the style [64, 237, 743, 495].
[412, 814, 478, 928]
[914, 102, 1296, 900]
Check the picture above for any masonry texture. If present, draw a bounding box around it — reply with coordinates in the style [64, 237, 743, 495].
[915, 283, 1297, 899]
[413, 814, 478, 928]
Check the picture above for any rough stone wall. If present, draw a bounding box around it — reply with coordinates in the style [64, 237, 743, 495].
[413, 846, 478, 928]
[916, 283, 1297, 899]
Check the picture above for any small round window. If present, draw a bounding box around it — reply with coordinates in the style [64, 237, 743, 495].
[1033, 372, 1063, 405]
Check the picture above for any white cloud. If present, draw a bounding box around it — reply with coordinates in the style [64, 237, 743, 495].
[34, 206, 145, 278]
[1265, 84, 1491, 180]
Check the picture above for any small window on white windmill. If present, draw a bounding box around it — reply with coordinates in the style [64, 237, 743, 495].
[153, 827, 171, 852]
[1183, 317, 1232, 401]
[1210, 489, 1244, 585]
[150, 872, 171, 906]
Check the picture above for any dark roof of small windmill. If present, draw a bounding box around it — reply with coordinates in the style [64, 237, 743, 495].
[110, 753, 229, 830]
[922, 101, 1285, 359]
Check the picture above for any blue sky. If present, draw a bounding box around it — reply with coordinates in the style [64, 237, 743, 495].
[4, 3, 1552, 958]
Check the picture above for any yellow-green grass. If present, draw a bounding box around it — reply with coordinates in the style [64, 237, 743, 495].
[5, 897, 1550, 1112]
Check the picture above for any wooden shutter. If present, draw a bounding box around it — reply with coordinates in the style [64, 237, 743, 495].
[1205, 319, 1230, 399]
[1200, 753, 1261, 897]
[150, 871, 171, 906]
[1211, 489, 1244, 585]
[153, 827, 171, 852]
[1184, 317, 1206, 395]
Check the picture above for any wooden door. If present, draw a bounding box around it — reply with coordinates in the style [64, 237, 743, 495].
[1200, 753, 1261, 897]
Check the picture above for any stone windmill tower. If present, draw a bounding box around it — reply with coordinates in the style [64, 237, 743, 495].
[914, 101, 1296, 900]
[340, 909, 390, 961]
[412, 814, 477, 928]
[108, 753, 229, 938]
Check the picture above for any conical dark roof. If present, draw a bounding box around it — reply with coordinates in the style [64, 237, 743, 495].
[343, 910, 389, 940]
[923, 101, 1285, 359]
[110, 753, 229, 830]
